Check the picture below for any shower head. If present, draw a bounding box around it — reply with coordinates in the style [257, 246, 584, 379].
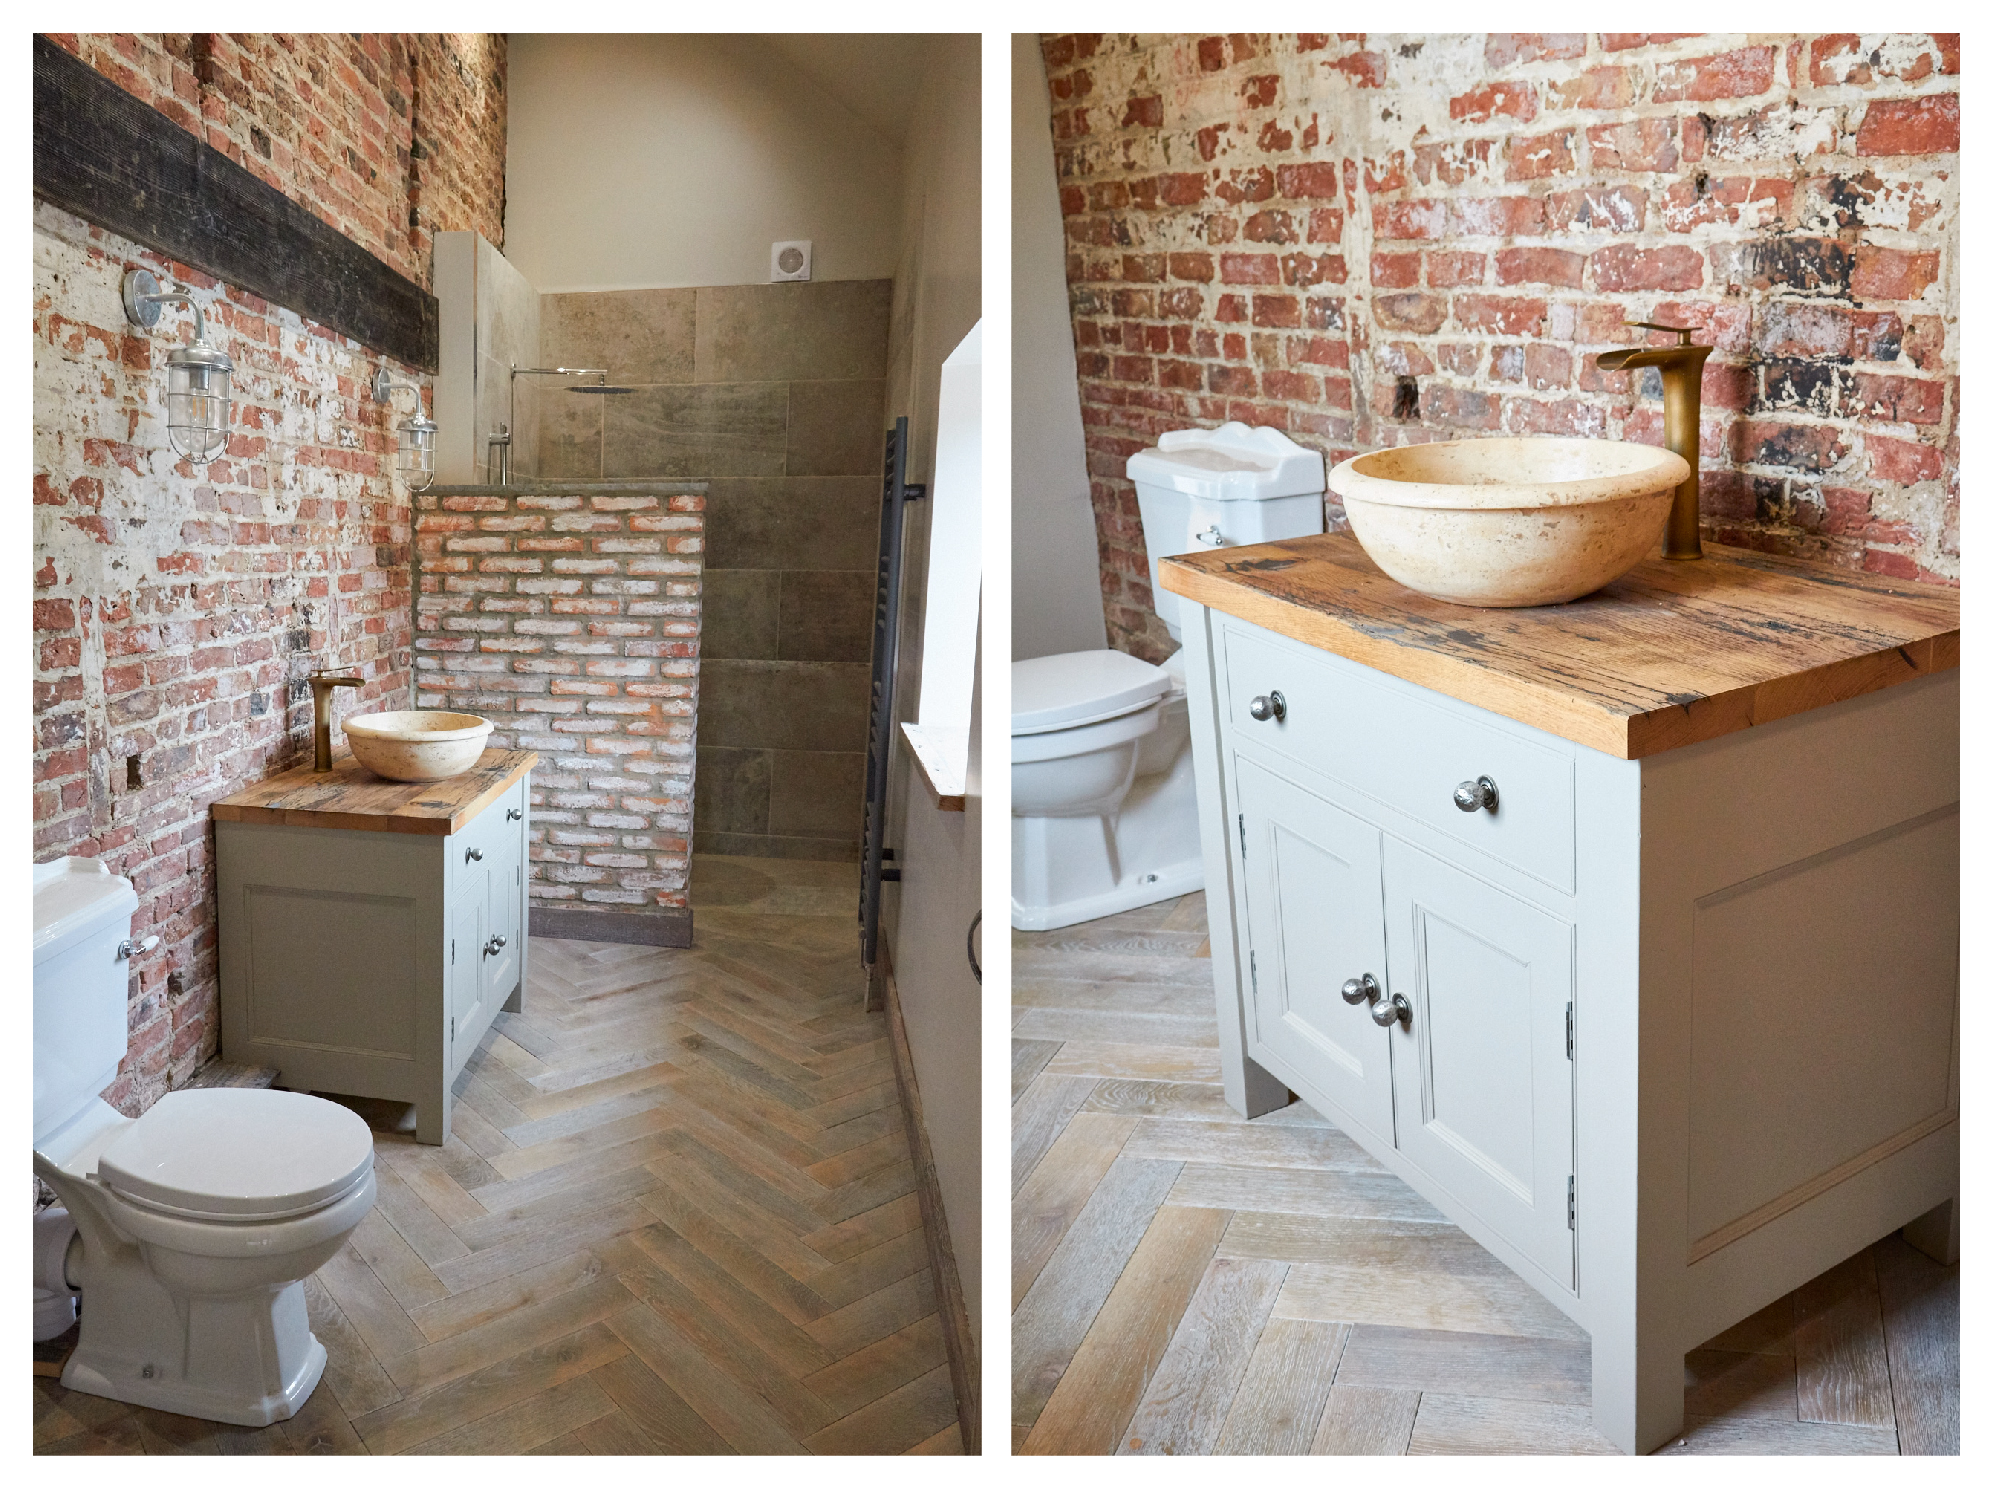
[567, 383, 635, 394]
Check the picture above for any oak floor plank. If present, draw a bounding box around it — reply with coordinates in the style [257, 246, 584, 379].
[406, 1235, 624, 1345]
[1656, 1415, 1900, 1455]
[617, 1252, 837, 1439]
[401, 1373, 617, 1455]
[37, 1414, 149, 1455]
[586, 1353, 733, 1455]
[1682, 1348, 1799, 1421]
[799, 1313, 947, 1419]
[1274, 1259, 1587, 1342]
[1213, 1317, 1349, 1456]
[1013, 975, 1217, 1018]
[906, 1423, 966, 1453]
[628, 1222, 838, 1379]
[1011, 1072, 1101, 1194]
[1045, 1040, 1224, 1083]
[1013, 1111, 1138, 1306]
[803, 1363, 959, 1456]
[1793, 1250, 1895, 1427]
[572, 1406, 661, 1456]
[348, 1208, 450, 1313]
[1014, 1006, 1220, 1048]
[805, 1269, 939, 1359]
[798, 1192, 922, 1264]
[604, 1301, 808, 1455]
[1011, 1156, 1184, 1430]
[352, 1320, 627, 1454]
[431, 1198, 656, 1296]
[1873, 1235, 1959, 1454]
[807, 1227, 930, 1312]
[277, 1379, 369, 1455]
[1012, 1038, 1062, 1101]
[804, 1128, 910, 1188]
[1168, 1163, 1445, 1222]
[637, 1181, 829, 1328]
[317, 1242, 429, 1362]
[304, 1273, 404, 1419]
[1218, 1211, 1513, 1274]
[1123, 1117, 1381, 1172]
[1333, 1325, 1592, 1405]
[381, 1275, 636, 1398]
[369, 1160, 473, 1268]
[1022, 1203, 1232, 1454]
[1119, 1255, 1287, 1455]
[1408, 1393, 1622, 1455]
[1308, 1384, 1419, 1455]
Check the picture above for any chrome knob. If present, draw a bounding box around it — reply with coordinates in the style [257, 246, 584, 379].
[1248, 691, 1287, 723]
[117, 934, 161, 960]
[483, 934, 507, 956]
[465, 847, 483, 862]
[1453, 775, 1498, 813]
[506, 808, 523, 821]
[1341, 974, 1380, 1005]
[1371, 993, 1412, 1029]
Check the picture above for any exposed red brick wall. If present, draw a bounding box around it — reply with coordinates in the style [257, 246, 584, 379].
[1041, 33, 1959, 660]
[414, 485, 704, 913]
[43, 32, 506, 290]
[33, 34, 507, 1116]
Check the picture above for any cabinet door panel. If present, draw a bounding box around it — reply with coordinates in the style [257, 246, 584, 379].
[450, 874, 487, 1072]
[483, 806, 523, 1005]
[1383, 837, 1575, 1287]
[1235, 756, 1395, 1143]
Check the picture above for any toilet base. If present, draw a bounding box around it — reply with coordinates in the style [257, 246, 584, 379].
[1011, 853, 1203, 932]
[61, 1281, 327, 1427]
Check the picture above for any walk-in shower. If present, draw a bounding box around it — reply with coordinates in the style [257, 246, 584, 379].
[486, 364, 636, 482]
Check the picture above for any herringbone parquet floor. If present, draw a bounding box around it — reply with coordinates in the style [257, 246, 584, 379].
[1013, 891, 1960, 1456]
[36, 855, 964, 1456]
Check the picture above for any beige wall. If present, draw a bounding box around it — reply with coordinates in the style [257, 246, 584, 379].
[879, 32, 984, 1352]
[1011, 33, 1109, 661]
[504, 34, 905, 292]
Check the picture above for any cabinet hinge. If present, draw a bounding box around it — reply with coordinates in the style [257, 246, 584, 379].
[450, 1015, 456, 1041]
[450, 939, 455, 965]
[1567, 1174, 1576, 1230]
[1238, 813, 1248, 860]
[1565, 1002, 1574, 1060]
[1249, 949, 1258, 996]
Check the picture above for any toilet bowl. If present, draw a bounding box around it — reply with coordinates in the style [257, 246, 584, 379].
[33, 857, 377, 1426]
[1013, 423, 1328, 931]
[1011, 649, 1204, 930]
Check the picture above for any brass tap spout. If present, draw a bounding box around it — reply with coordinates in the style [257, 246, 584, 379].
[309, 670, 365, 771]
[1594, 322, 1713, 560]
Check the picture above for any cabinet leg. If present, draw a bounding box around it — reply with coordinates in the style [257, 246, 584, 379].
[503, 977, 523, 1015]
[1227, 1051, 1291, 1120]
[1902, 1195, 1958, 1265]
[1591, 1326, 1684, 1455]
[415, 1086, 451, 1147]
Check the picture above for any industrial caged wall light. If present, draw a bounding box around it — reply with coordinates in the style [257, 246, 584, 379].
[371, 368, 438, 491]
[121, 269, 232, 465]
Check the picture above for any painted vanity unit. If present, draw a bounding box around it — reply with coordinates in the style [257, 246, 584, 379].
[1160, 535, 1959, 1455]
[213, 749, 536, 1145]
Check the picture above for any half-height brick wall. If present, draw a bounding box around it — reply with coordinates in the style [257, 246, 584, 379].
[415, 483, 705, 928]
[1041, 33, 1958, 660]
[33, 34, 507, 1116]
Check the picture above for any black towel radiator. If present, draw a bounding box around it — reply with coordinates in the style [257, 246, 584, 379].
[859, 417, 924, 999]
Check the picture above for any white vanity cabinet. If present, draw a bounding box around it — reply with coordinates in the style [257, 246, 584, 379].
[1164, 536, 1959, 1454]
[213, 749, 536, 1145]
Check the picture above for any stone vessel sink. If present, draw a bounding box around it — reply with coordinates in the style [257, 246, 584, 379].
[1328, 436, 1692, 607]
[342, 711, 494, 782]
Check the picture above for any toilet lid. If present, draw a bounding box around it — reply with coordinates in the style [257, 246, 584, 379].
[1013, 650, 1170, 735]
[96, 1089, 376, 1221]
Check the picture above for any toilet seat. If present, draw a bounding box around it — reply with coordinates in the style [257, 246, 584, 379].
[1013, 650, 1170, 736]
[96, 1089, 375, 1223]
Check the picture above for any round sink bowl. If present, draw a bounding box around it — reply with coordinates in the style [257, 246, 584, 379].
[342, 711, 493, 781]
[1328, 437, 1692, 607]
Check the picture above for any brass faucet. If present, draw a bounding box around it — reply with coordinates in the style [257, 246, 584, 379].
[1594, 322, 1713, 561]
[309, 670, 365, 771]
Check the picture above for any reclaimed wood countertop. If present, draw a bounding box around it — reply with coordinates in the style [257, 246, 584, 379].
[211, 749, 538, 834]
[1160, 535, 1959, 759]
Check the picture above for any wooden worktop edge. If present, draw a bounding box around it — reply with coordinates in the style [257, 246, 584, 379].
[1163, 560, 1959, 760]
[210, 750, 539, 834]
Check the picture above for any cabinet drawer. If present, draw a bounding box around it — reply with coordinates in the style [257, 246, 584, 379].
[1221, 620, 1575, 893]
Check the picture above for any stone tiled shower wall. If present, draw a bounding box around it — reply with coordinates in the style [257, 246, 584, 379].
[538, 281, 892, 861]
[33, 32, 507, 1116]
[1040, 33, 1959, 661]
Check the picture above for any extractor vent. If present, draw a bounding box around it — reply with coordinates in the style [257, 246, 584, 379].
[771, 240, 812, 283]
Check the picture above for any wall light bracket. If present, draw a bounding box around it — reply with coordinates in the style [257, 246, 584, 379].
[121, 269, 233, 466]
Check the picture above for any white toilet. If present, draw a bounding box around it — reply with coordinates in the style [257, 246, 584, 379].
[1011, 423, 1326, 930]
[33, 856, 378, 1426]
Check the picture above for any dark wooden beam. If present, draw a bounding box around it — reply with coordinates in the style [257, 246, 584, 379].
[33, 33, 439, 373]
